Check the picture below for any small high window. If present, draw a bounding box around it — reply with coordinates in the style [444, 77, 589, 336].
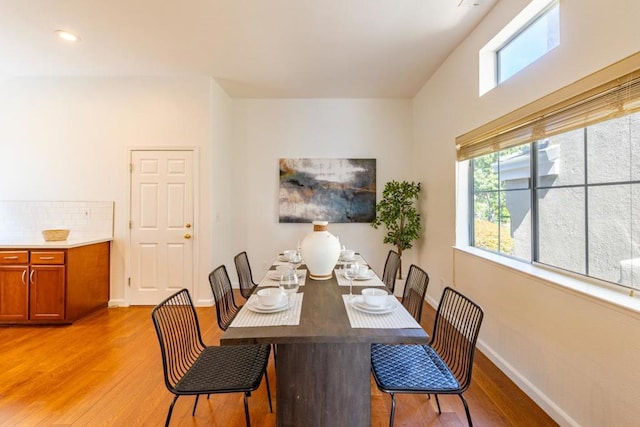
[497, 2, 560, 83]
[479, 0, 560, 95]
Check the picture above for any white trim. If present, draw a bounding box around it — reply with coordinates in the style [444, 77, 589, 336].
[454, 245, 640, 318]
[423, 290, 578, 427]
[476, 338, 579, 427]
[108, 299, 128, 308]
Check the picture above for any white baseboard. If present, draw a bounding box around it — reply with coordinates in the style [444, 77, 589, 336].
[108, 299, 128, 307]
[424, 293, 577, 427]
[476, 340, 578, 427]
[196, 297, 214, 306]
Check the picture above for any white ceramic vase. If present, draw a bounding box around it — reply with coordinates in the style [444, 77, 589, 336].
[300, 220, 341, 280]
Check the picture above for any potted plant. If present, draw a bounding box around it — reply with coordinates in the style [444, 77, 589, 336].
[371, 180, 421, 279]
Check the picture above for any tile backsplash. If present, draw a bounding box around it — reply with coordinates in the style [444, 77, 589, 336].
[0, 201, 114, 240]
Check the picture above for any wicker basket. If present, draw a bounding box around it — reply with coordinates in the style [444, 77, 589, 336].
[42, 229, 70, 241]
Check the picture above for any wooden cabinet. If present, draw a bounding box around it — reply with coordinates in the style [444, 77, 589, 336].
[0, 242, 110, 324]
[0, 251, 29, 320]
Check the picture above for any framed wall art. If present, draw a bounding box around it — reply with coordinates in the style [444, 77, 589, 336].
[279, 158, 376, 223]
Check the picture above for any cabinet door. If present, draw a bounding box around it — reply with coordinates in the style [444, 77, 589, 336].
[0, 265, 29, 321]
[29, 265, 65, 320]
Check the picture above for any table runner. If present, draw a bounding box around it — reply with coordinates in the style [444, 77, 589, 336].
[258, 269, 307, 287]
[334, 269, 385, 287]
[230, 293, 303, 327]
[342, 295, 422, 329]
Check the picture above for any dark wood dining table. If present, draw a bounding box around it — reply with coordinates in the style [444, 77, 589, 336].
[220, 265, 429, 427]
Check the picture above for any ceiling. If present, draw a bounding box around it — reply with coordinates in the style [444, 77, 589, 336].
[0, 0, 496, 98]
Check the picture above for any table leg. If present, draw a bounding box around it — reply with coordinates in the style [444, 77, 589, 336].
[276, 342, 370, 427]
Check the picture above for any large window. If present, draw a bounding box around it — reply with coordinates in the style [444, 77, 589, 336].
[470, 112, 640, 290]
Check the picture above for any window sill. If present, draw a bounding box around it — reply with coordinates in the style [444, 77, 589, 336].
[454, 245, 640, 318]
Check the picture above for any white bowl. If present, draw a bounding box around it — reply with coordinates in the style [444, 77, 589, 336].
[256, 288, 284, 306]
[361, 288, 388, 308]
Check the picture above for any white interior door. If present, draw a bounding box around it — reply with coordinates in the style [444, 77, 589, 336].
[129, 149, 194, 305]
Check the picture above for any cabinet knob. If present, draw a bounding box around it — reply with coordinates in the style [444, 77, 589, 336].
[184, 233, 192, 239]
[185, 223, 192, 228]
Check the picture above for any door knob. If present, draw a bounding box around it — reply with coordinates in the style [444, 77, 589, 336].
[185, 223, 192, 228]
[184, 233, 192, 239]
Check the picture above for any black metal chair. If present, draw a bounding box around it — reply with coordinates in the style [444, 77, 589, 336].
[209, 264, 245, 331]
[151, 289, 272, 427]
[381, 250, 401, 293]
[371, 287, 484, 427]
[234, 251, 259, 300]
[399, 264, 430, 323]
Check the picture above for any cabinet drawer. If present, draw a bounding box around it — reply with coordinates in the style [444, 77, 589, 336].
[0, 251, 28, 264]
[31, 251, 65, 265]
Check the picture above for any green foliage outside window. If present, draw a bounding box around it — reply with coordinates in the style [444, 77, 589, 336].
[472, 147, 523, 254]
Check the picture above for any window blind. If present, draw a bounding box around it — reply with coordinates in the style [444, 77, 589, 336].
[456, 65, 640, 161]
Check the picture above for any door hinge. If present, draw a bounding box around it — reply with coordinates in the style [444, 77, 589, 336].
[128, 277, 131, 287]
[129, 220, 132, 229]
[129, 163, 133, 173]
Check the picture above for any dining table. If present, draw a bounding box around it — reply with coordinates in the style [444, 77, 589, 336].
[220, 256, 429, 427]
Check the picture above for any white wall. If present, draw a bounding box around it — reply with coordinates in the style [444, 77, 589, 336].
[0, 83, 412, 303]
[412, 0, 640, 425]
[0, 76, 218, 304]
[231, 99, 414, 281]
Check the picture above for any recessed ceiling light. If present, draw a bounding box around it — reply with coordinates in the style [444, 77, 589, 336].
[55, 30, 81, 42]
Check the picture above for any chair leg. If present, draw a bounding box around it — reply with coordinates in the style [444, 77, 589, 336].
[458, 394, 473, 427]
[389, 393, 396, 427]
[243, 392, 251, 427]
[165, 395, 179, 427]
[192, 394, 200, 416]
[264, 369, 273, 413]
[434, 394, 442, 414]
[273, 344, 277, 369]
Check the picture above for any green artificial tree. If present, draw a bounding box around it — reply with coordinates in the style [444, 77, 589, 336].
[371, 180, 421, 279]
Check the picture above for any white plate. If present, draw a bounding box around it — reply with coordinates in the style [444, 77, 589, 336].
[266, 270, 304, 281]
[352, 295, 393, 311]
[354, 270, 376, 280]
[246, 298, 291, 313]
[266, 271, 283, 280]
[339, 255, 356, 262]
[277, 255, 291, 262]
[350, 296, 397, 314]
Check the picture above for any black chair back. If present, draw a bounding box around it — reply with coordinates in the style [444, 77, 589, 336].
[209, 264, 241, 331]
[400, 265, 430, 322]
[234, 251, 258, 299]
[430, 287, 484, 392]
[150, 289, 205, 392]
[382, 250, 401, 293]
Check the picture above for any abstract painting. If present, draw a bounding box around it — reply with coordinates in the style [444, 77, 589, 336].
[279, 158, 376, 223]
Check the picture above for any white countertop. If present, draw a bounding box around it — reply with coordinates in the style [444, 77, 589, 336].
[0, 237, 113, 249]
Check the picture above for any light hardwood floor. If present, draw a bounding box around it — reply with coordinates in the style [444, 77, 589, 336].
[0, 295, 558, 426]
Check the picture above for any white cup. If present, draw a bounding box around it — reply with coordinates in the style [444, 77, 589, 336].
[276, 264, 292, 274]
[358, 265, 369, 276]
[341, 249, 355, 260]
[283, 249, 296, 261]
